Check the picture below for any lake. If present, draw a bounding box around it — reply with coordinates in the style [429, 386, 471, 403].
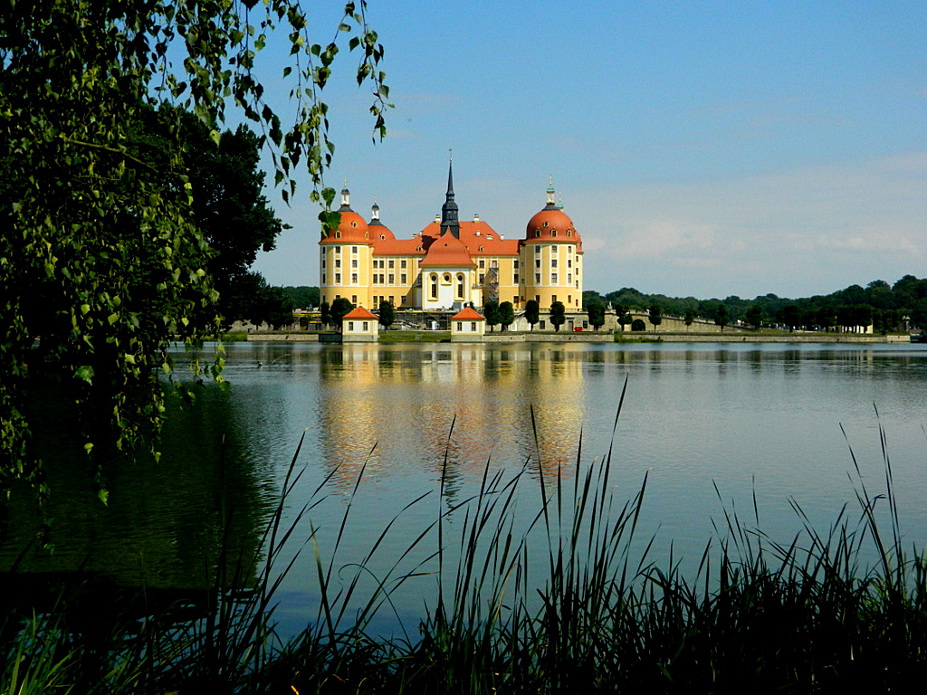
[4, 340, 927, 635]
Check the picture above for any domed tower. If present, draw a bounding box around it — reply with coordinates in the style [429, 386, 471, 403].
[521, 180, 583, 311]
[319, 187, 374, 308]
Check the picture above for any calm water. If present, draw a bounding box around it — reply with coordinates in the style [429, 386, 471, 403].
[4, 341, 927, 632]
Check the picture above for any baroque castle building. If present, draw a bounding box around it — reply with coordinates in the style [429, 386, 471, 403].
[319, 161, 584, 313]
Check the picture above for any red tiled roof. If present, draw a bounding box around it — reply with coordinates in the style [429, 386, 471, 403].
[451, 307, 485, 321]
[372, 237, 426, 255]
[343, 306, 377, 320]
[419, 232, 475, 267]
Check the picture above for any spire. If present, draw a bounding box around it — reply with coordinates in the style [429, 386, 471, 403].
[440, 152, 460, 238]
[544, 175, 557, 210]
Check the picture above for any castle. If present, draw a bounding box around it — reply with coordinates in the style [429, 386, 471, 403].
[319, 161, 584, 313]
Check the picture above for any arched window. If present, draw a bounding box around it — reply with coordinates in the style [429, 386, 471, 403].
[456, 274, 465, 299]
[430, 273, 438, 300]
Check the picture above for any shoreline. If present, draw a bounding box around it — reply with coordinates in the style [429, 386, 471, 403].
[240, 330, 915, 345]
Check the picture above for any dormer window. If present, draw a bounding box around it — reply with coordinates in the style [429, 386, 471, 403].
[479, 246, 484, 252]
[551, 230, 557, 237]
[543, 221, 549, 227]
[486, 234, 493, 240]
[335, 232, 341, 239]
[380, 234, 386, 239]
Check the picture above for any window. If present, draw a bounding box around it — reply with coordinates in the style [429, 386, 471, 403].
[389, 296, 394, 304]
[479, 246, 484, 252]
[401, 259, 407, 269]
[352, 295, 357, 304]
[335, 259, 341, 268]
[321, 258, 326, 267]
[388, 259, 394, 268]
[551, 259, 558, 268]
[351, 246, 358, 253]
[535, 230, 541, 238]
[335, 273, 341, 283]
[334, 246, 340, 254]
[535, 273, 541, 283]
[362, 321, 368, 331]
[401, 273, 407, 284]
[379, 274, 385, 284]
[471, 322, 476, 331]
[514, 259, 519, 269]
[388, 274, 394, 284]
[335, 232, 341, 239]
[479, 259, 485, 269]
[551, 273, 558, 283]
[535, 295, 540, 303]
[567, 258, 572, 268]
[551, 230, 557, 237]
[351, 273, 358, 283]
[457, 275, 464, 298]
[479, 273, 485, 284]
[535, 259, 541, 268]
[540, 320, 546, 329]
[491, 260, 498, 268]
[567, 273, 572, 284]
[430, 274, 438, 300]
[348, 321, 354, 331]
[457, 322, 463, 331]
[552, 295, 557, 303]
[514, 274, 519, 284]
[351, 259, 358, 268]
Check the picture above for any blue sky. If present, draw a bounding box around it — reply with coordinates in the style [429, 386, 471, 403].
[250, 1, 925, 300]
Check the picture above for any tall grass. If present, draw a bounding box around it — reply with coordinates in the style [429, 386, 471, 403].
[2, 390, 926, 693]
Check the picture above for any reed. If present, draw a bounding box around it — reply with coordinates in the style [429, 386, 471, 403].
[2, 392, 926, 693]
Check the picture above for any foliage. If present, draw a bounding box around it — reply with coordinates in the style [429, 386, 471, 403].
[320, 300, 332, 328]
[594, 275, 927, 334]
[524, 299, 540, 330]
[549, 301, 566, 331]
[0, 0, 388, 496]
[586, 301, 606, 330]
[715, 304, 730, 331]
[139, 109, 289, 327]
[745, 304, 763, 330]
[498, 301, 515, 331]
[616, 304, 632, 329]
[483, 300, 500, 332]
[329, 297, 354, 330]
[224, 272, 295, 328]
[684, 307, 696, 328]
[648, 303, 662, 329]
[779, 304, 801, 332]
[378, 300, 395, 329]
[281, 286, 321, 310]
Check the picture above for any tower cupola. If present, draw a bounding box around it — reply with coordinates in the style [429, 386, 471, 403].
[440, 156, 460, 238]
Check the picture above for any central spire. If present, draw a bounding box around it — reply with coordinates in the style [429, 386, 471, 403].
[440, 153, 460, 238]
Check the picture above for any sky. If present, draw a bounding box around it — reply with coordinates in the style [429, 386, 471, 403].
[248, 0, 926, 300]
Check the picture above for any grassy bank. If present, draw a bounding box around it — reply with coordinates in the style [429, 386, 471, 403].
[3, 395, 925, 693]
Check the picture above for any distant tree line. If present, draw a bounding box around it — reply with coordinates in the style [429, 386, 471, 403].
[582, 275, 927, 333]
[279, 276, 927, 335]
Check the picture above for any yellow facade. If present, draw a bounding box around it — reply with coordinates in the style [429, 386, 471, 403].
[319, 174, 584, 313]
